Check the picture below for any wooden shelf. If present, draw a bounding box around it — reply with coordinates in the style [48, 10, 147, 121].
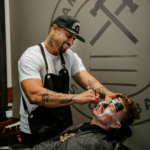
[0, 118, 21, 146]
[0, 118, 20, 138]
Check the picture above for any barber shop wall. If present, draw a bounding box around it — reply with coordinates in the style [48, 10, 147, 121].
[9, 0, 150, 150]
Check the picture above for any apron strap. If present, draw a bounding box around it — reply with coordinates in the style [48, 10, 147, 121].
[22, 95, 33, 118]
[59, 53, 66, 69]
[38, 43, 67, 71]
[38, 44, 49, 74]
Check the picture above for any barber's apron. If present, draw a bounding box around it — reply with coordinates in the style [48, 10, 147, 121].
[22, 44, 73, 143]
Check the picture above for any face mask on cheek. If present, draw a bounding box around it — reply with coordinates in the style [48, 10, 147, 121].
[96, 100, 121, 127]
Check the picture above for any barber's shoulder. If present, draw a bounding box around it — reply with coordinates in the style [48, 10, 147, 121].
[19, 45, 43, 66]
[65, 48, 72, 55]
[25, 44, 41, 55]
[25, 45, 42, 58]
[65, 49, 80, 59]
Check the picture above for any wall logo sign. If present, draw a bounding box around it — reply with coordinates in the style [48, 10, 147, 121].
[50, 0, 150, 126]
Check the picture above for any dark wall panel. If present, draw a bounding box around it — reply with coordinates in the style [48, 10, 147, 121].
[0, 0, 8, 120]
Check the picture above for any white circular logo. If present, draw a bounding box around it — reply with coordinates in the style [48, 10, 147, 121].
[50, 0, 150, 126]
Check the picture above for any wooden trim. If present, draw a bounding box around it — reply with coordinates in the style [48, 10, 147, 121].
[0, 118, 20, 139]
[7, 87, 13, 102]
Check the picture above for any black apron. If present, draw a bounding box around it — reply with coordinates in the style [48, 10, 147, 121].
[22, 44, 73, 143]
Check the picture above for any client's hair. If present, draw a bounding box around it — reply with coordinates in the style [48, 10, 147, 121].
[118, 94, 140, 126]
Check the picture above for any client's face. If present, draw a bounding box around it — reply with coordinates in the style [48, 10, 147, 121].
[92, 97, 124, 126]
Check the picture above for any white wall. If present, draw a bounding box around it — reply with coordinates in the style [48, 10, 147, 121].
[9, 0, 150, 150]
[5, 0, 12, 88]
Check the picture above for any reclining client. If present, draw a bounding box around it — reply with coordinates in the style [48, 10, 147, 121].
[27, 94, 139, 150]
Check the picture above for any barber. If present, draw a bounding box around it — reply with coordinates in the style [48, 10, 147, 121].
[18, 15, 120, 145]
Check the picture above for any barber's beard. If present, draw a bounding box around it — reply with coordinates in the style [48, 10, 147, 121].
[58, 42, 70, 53]
[58, 43, 65, 53]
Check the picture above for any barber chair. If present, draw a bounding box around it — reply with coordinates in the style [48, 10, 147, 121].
[0, 126, 132, 150]
[110, 126, 132, 150]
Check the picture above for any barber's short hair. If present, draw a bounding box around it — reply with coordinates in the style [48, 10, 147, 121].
[118, 94, 140, 126]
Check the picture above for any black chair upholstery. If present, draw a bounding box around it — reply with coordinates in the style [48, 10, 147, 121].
[4, 126, 132, 150]
[110, 126, 132, 150]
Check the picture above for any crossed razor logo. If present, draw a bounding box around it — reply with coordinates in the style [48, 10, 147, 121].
[90, 0, 139, 45]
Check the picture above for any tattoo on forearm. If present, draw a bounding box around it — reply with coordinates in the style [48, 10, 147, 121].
[96, 87, 113, 99]
[57, 94, 67, 97]
[41, 90, 50, 107]
[86, 79, 98, 90]
[86, 79, 113, 98]
[60, 95, 77, 104]
[47, 36, 53, 47]
[96, 87, 106, 99]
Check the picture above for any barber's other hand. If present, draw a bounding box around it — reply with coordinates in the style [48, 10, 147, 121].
[73, 89, 100, 105]
[105, 93, 123, 102]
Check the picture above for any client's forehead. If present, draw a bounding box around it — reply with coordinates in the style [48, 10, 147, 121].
[115, 97, 127, 116]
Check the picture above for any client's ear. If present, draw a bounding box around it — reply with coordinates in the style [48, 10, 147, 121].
[110, 123, 121, 129]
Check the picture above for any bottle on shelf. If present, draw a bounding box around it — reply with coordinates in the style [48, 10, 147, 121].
[5, 105, 12, 120]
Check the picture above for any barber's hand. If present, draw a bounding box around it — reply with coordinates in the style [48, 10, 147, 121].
[73, 89, 100, 105]
[105, 93, 123, 102]
[91, 93, 100, 104]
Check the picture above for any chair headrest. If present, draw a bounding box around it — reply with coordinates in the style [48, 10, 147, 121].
[110, 126, 132, 143]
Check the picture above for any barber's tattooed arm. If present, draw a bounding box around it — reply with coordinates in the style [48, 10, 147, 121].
[96, 87, 113, 99]
[86, 79, 113, 98]
[60, 95, 77, 104]
[38, 89, 76, 107]
[41, 90, 50, 107]
[86, 79, 97, 89]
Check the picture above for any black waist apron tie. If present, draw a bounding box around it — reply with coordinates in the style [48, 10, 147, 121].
[22, 44, 73, 144]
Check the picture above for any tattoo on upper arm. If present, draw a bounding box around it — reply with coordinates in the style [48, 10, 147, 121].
[60, 95, 77, 104]
[41, 90, 50, 107]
